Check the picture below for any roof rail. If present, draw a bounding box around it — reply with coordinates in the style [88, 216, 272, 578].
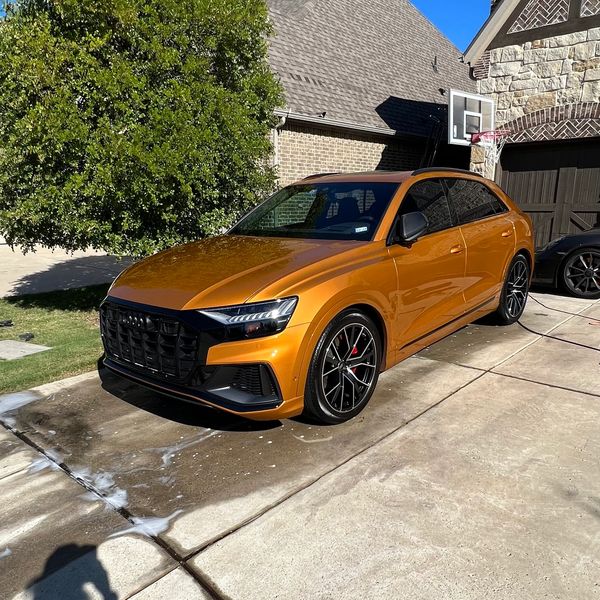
[412, 167, 483, 178]
[302, 172, 339, 180]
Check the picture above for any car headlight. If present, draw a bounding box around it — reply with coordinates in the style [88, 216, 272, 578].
[198, 297, 298, 339]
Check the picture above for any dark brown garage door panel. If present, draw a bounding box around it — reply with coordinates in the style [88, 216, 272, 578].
[498, 139, 600, 248]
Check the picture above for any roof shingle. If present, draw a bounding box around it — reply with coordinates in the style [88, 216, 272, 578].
[268, 0, 476, 137]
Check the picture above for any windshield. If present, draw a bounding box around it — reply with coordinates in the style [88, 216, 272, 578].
[230, 182, 399, 241]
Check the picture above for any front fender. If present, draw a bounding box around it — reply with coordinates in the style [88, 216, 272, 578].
[292, 289, 395, 399]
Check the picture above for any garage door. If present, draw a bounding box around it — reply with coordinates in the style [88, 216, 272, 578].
[497, 139, 600, 248]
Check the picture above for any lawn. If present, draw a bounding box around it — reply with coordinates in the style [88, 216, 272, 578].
[0, 285, 109, 394]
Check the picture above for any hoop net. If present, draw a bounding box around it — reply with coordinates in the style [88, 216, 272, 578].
[470, 129, 512, 169]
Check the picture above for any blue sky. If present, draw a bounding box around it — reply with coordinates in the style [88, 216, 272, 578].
[411, 0, 491, 52]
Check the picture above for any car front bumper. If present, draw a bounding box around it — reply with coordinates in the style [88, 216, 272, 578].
[100, 297, 309, 420]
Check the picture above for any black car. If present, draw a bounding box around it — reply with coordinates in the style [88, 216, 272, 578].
[535, 229, 600, 298]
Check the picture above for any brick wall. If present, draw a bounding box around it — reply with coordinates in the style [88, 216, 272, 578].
[274, 123, 424, 187]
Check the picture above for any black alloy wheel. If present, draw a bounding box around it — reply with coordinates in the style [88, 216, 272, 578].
[493, 254, 530, 325]
[304, 311, 381, 424]
[562, 248, 600, 299]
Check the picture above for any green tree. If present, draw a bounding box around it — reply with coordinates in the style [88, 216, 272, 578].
[0, 0, 282, 256]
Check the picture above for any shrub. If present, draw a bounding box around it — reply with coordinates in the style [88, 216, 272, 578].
[0, 0, 283, 255]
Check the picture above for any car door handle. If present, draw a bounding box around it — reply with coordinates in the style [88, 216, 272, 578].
[501, 230, 512, 237]
[450, 245, 464, 254]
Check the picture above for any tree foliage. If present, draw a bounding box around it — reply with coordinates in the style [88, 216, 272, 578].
[0, 0, 283, 255]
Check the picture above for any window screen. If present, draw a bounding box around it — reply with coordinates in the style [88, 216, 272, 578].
[399, 179, 454, 235]
[445, 179, 508, 225]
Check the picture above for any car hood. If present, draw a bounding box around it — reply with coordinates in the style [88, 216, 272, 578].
[108, 235, 365, 310]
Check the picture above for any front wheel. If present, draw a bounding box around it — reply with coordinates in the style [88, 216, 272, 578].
[492, 254, 530, 325]
[303, 311, 382, 424]
[560, 248, 600, 299]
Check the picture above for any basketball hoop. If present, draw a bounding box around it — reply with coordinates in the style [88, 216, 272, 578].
[470, 129, 512, 168]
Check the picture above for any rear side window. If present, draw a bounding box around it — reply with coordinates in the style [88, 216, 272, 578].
[399, 179, 454, 235]
[445, 179, 508, 225]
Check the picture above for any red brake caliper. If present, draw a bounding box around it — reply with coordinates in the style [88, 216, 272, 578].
[351, 346, 358, 372]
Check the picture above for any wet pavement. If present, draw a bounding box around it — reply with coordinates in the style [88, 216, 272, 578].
[1, 292, 599, 599]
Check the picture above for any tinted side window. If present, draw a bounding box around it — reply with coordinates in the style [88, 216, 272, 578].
[445, 179, 508, 225]
[399, 179, 454, 235]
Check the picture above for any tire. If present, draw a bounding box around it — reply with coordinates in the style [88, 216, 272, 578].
[560, 248, 600, 299]
[303, 310, 382, 424]
[491, 254, 530, 325]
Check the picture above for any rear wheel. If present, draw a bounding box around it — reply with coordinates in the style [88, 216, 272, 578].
[560, 248, 600, 299]
[492, 254, 530, 325]
[303, 311, 381, 424]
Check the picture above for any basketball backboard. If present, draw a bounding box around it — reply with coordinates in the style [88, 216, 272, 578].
[448, 89, 495, 146]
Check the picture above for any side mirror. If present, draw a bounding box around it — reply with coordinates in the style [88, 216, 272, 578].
[395, 211, 429, 245]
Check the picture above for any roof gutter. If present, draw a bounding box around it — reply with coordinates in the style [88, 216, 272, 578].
[274, 109, 423, 140]
[463, 0, 520, 65]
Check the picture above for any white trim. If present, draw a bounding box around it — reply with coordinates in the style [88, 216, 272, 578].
[448, 89, 495, 147]
[463, 0, 521, 65]
[464, 111, 483, 141]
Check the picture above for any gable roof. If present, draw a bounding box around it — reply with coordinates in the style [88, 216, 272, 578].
[267, 0, 475, 138]
[466, 0, 600, 66]
[464, 0, 521, 65]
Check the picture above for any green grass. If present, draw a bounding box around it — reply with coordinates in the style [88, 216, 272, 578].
[0, 284, 109, 394]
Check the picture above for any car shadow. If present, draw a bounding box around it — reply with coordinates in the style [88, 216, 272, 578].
[530, 282, 575, 298]
[98, 362, 282, 433]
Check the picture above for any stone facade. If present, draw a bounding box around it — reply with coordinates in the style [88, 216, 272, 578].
[471, 26, 600, 177]
[274, 123, 425, 187]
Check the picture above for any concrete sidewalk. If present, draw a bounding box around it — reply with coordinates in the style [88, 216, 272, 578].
[0, 238, 134, 297]
[1, 292, 599, 599]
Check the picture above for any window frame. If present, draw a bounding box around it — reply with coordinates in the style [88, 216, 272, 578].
[386, 177, 459, 245]
[442, 177, 509, 227]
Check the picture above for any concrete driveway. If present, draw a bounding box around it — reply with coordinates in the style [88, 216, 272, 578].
[1, 291, 599, 599]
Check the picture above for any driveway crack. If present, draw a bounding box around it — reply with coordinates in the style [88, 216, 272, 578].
[0, 420, 225, 600]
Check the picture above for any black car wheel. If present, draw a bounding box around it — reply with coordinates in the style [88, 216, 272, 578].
[304, 310, 381, 424]
[492, 254, 530, 325]
[561, 248, 600, 299]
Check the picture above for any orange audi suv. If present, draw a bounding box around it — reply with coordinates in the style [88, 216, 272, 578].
[101, 169, 533, 424]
